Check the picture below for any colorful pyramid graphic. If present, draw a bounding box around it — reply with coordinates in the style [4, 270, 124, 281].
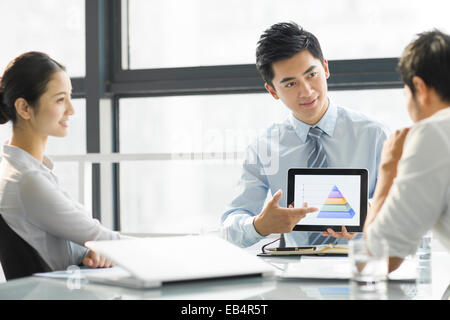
[317, 185, 355, 219]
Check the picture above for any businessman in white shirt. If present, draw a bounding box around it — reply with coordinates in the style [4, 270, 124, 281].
[222, 22, 389, 248]
[364, 30, 450, 272]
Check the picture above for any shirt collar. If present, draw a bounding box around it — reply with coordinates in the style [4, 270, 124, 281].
[2, 144, 54, 171]
[288, 98, 338, 143]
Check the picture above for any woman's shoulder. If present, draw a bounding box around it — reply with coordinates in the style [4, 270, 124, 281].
[18, 169, 53, 189]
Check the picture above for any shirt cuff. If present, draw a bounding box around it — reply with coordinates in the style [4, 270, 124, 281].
[243, 216, 266, 243]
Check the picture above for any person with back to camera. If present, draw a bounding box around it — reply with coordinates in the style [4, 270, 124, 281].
[364, 30, 450, 272]
[0, 51, 128, 271]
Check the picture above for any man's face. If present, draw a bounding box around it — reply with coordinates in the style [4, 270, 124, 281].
[265, 50, 330, 125]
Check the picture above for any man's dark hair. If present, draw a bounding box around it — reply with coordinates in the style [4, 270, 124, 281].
[398, 29, 450, 102]
[256, 22, 324, 88]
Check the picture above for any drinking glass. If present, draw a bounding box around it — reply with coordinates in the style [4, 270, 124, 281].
[349, 237, 388, 298]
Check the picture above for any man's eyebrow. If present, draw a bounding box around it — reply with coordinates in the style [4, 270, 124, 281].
[280, 77, 296, 84]
[279, 66, 318, 84]
[303, 65, 317, 75]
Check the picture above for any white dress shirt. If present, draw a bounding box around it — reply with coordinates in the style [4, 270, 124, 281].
[0, 144, 124, 271]
[222, 99, 389, 247]
[366, 107, 450, 258]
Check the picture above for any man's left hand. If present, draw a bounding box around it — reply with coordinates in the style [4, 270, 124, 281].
[322, 226, 357, 240]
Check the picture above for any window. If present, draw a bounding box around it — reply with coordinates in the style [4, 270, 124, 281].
[0, 1, 439, 241]
[118, 94, 288, 233]
[119, 94, 289, 154]
[115, 0, 442, 234]
[328, 88, 412, 131]
[126, 0, 450, 69]
[118, 89, 411, 233]
[120, 160, 241, 233]
[0, 0, 85, 77]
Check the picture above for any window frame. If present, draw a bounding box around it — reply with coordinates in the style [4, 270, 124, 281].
[83, 0, 405, 231]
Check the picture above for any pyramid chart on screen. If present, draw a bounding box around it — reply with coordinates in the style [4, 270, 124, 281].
[317, 185, 355, 219]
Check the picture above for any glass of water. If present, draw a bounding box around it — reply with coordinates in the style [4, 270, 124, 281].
[349, 237, 388, 297]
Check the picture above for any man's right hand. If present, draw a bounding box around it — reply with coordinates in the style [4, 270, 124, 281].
[253, 189, 318, 236]
[82, 250, 114, 269]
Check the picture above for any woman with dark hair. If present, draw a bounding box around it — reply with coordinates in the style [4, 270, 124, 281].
[0, 52, 125, 271]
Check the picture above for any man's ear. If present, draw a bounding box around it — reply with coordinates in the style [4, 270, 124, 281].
[323, 59, 330, 80]
[412, 76, 429, 106]
[265, 83, 279, 100]
[14, 98, 33, 120]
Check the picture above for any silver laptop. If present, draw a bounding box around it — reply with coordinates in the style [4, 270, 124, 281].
[84, 235, 274, 289]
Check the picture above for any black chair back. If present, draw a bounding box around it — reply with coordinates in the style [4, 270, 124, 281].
[0, 214, 51, 280]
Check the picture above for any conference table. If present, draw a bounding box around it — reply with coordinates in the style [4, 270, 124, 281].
[0, 235, 449, 301]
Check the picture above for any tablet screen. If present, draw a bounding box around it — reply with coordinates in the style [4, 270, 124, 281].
[288, 168, 368, 232]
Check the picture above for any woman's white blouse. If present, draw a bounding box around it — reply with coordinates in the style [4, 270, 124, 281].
[0, 144, 123, 271]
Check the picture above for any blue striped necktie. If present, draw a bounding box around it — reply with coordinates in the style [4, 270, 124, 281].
[307, 127, 327, 168]
[307, 127, 336, 245]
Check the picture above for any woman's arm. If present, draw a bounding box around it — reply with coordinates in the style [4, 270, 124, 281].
[19, 170, 121, 246]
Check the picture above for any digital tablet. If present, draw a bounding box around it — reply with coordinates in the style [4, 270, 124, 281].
[287, 168, 368, 232]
